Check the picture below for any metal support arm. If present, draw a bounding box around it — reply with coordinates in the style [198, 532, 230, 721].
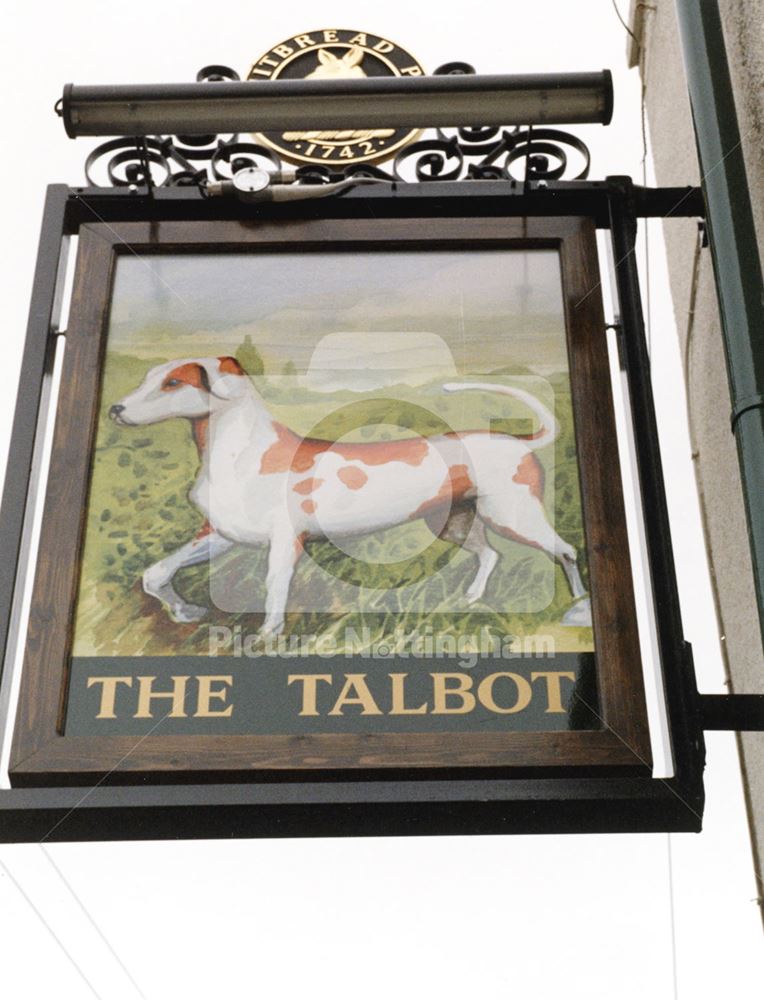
[700, 695, 764, 732]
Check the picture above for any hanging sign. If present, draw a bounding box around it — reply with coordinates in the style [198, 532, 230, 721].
[10, 215, 651, 787]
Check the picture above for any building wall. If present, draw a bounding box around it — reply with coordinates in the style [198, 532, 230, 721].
[632, 0, 764, 911]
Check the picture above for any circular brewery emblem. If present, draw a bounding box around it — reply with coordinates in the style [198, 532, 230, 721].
[246, 29, 425, 167]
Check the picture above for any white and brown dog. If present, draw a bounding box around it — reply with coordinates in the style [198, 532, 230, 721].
[109, 357, 591, 635]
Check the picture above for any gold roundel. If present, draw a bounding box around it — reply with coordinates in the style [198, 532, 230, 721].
[246, 29, 425, 167]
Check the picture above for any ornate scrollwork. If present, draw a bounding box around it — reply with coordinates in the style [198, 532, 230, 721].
[82, 63, 592, 190]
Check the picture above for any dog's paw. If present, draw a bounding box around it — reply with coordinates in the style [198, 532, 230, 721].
[465, 584, 487, 605]
[561, 597, 592, 628]
[169, 602, 209, 624]
[257, 619, 285, 640]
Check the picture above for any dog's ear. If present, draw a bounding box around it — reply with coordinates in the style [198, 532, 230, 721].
[201, 357, 250, 400]
[218, 356, 245, 376]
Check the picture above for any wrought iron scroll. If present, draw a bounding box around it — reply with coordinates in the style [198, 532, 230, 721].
[82, 63, 592, 190]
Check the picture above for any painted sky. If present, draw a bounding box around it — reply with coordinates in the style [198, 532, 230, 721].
[108, 249, 568, 374]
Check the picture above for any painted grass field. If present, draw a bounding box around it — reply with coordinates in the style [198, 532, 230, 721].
[71, 352, 594, 657]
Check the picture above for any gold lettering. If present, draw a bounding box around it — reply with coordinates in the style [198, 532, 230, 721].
[389, 673, 428, 715]
[87, 676, 133, 719]
[328, 674, 382, 715]
[195, 675, 234, 718]
[134, 675, 189, 719]
[531, 671, 576, 713]
[288, 674, 332, 716]
[249, 68, 272, 78]
[293, 34, 316, 49]
[258, 56, 279, 68]
[400, 65, 423, 76]
[431, 673, 475, 714]
[478, 672, 532, 714]
[347, 32, 367, 46]
[373, 39, 394, 53]
[272, 44, 294, 59]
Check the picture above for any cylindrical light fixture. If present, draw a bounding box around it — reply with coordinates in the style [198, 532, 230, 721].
[60, 71, 613, 138]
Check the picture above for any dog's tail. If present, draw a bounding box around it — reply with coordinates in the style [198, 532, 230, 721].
[442, 382, 558, 450]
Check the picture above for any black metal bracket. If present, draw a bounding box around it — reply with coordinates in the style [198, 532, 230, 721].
[700, 694, 764, 731]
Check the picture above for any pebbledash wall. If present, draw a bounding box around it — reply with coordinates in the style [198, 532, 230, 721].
[629, 0, 764, 912]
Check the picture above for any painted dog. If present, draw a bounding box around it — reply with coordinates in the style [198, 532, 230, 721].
[109, 357, 590, 634]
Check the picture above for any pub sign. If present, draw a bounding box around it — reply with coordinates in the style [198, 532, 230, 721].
[10, 215, 650, 784]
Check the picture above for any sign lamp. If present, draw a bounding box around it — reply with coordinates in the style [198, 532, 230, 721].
[59, 71, 614, 138]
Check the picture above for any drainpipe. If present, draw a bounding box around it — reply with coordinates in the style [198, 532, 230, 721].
[675, 0, 764, 653]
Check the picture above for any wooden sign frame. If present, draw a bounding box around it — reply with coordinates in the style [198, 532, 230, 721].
[9, 214, 651, 787]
